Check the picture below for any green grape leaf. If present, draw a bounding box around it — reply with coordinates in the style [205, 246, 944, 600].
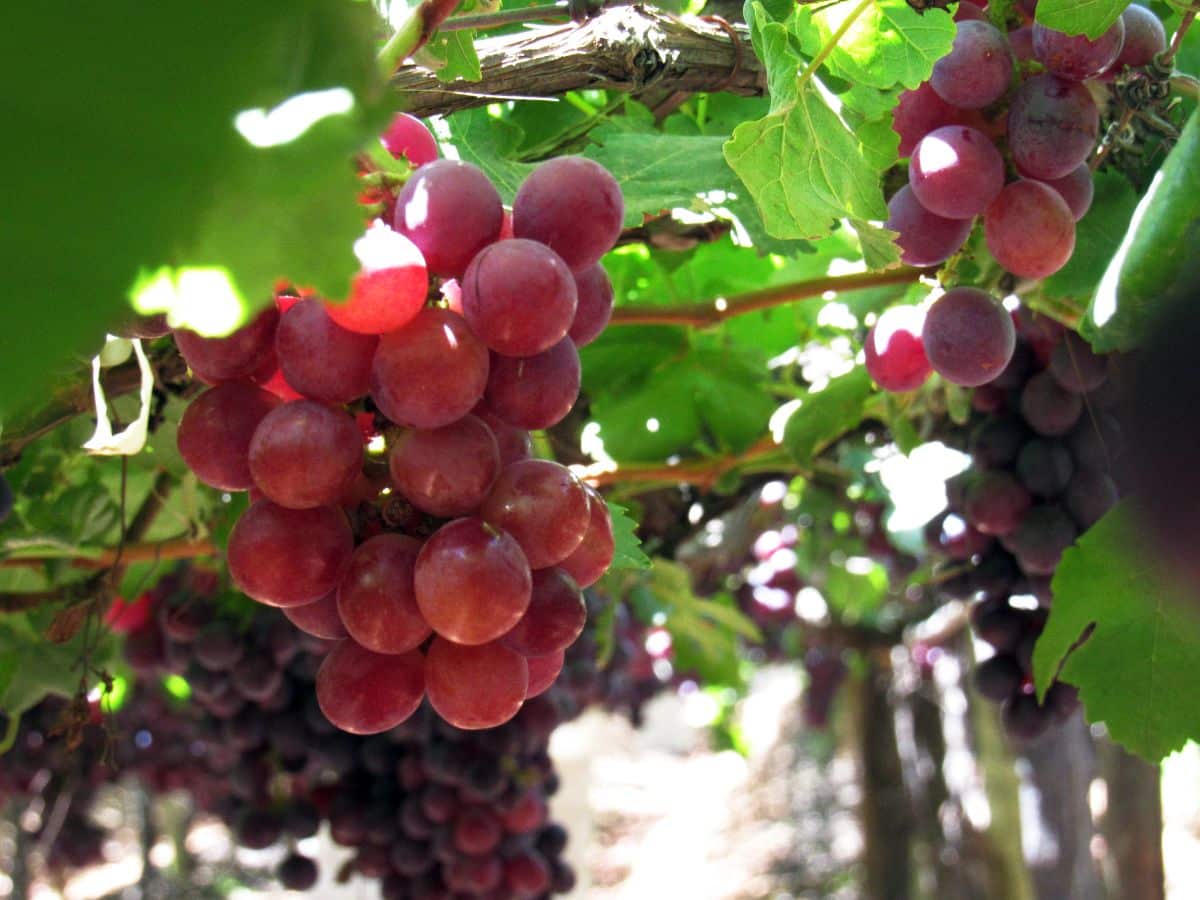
[0, 1, 387, 422]
[425, 29, 482, 82]
[797, 0, 956, 90]
[1034, 501, 1200, 761]
[849, 219, 903, 270]
[1083, 109, 1200, 352]
[444, 108, 535, 202]
[0, 610, 119, 716]
[607, 501, 651, 572]
[1044, 169, 1138, 303]
[1035, 0, 1130, 39]
[782, 367, 874, 465]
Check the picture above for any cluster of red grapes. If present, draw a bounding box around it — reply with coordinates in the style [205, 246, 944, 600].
[925, 307, 1120, 739]
[6, 574, 585, 897]
[171, 113, 624, 735]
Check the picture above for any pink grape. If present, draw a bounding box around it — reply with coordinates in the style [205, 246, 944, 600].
[248, 401, 363, 509]
[931, 21, 1013, 109]
[1038, 164, 1094, 221]
[394, 160, 503, 278]
[513, 157, 624, 271]
[177, 383, 281, 490]
[568, 263, 615, 347]
[984, 180, 1076, 279]
[425, 638, 529, 730]
[325, 224, 428, 335]
[480, 459, 590, 569]
[1033, 18, 1125, 81]
[525, 651, 565, 698]
[282, 591, 348, 640]
[462, 239, 578, 357]
[371, 308, 490, 428]
[1008, 75, 1100, 180]
[484, 338, 581, 430]
[275, 300, 378, 403]
[1111, 5, 1167, 70]
[909, 126, 1005, 219]
[922, 287, 1015, 387]
[316, 640, 424, 734]
[473, 405, 533, 468]
[557, 485, 615, 588]
[228, 501, 354, 607]
[174, 308, 279, 383]
[892, 82, 963, 157]
[388, 414, 500, 517]
[380, 112, 439, 166]
[415, 518, 532, 646]
[501, 568, 586, 657]
[864, 304, 933, 392]
[337, 533, 430, 654]
[884, 184, 973, 267]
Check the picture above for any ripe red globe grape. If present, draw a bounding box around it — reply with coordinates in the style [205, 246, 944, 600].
[884, 185, 973, 268]
[337, 534, 431, 654]
[557, 485, 614, 588]
[177, 383, 281, 490]
[568, 264, 614, 347]
[174, 308, 279, 383]
[1039, 164, 1094, 221]
[371, 308, 490, 428]
[275, 300, 378, 403]
[984, 180, 1076, 279]
[425, 638, 528, 730]
[1111, 5, 1166, 70]
[525, 651, 565, 698]
[394, 160, 503, 278]
[480, 459, 591, 569]
[909, 126, 1005, 219]
[512, 156, 624, 271]
[388, 415, 500, 517]
[963, 471, 1032, 536]
[325, 224, 428, 335]
[1033, 18, 1125, 81]
[864, 304, 933, 392]
[922, 288, 1015, 387]
[892, 82, 962, 157]
[380, 112, 439, 166]
[248, 401, 363, 509]
[1008, 75, 1100, 180]
[484, 338, 581, 430]
[473, 405, 533, 468]
[316, 640, 425, 734]
[502, 568, 586, 657]
[931, 20, 1013, 109]
[462, 239, 578, 357]
[283, 591, 348, 640]
[1020, 371, 1083, 436]
[415, 518, 532, 645]
[228, 501, 354, 607]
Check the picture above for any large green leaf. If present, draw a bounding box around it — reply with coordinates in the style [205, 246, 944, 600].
[1034, 501, 1200, 761]
[607, 501, 651, 572]
[782, 367, 874, 465]
[0, 1, 387, 423]
[1084, 110, 1200, 351]
[1035, 0, 1130, 39]
[1044, 170, 1138, 303]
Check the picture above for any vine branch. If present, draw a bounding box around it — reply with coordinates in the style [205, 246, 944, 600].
[608, 267, 929, 328]
[579, 434, 787, 490]
[389, 6, 764, 117]
[0, 539, 216, 573]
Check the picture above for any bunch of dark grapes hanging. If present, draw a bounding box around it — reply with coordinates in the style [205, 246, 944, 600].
[171, 114, 621, 734]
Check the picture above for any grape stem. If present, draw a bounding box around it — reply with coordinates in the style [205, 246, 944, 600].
[0, 538, 216, 574]
[608, 267, 929, 328]
[379, 0, 464, 75]
[795, 0, 874, 94]
[1165, 8, 1197, 67]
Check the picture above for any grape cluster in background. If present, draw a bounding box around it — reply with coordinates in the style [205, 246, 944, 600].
[171, 113, 622, 736]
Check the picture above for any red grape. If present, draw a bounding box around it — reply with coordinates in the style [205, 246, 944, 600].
[964, 471, 1032, 536]
[864, 304, 933, 392]
[388, 415, 500, 517]
[984, 180, 1076, 279]
[1008, 75, 1100, 180]
[1111, 5, 1166, 70]
[463, 239, 578, 357]
[1048, 332, 1107, 393]
[1009, 25, 1036, 61]
[557, 485, 615, 588]
[892, 82, 963, 157]
[525, 651, 565, 699]
[316, 640, 424, 734]
[177, 383, 281, 490]
[248, 401, 363, 509]
[371, 308, 490, 428]
[415, 517, 532, 645]
[922, 288, 1015, 387]
[1038, 164, 1094, 221]
[325, 225, 428, 335]
[337, 534, 431, 654]
[1033, 18, 1125, 81]
[380, 112, 439, 166]
[275, 300, 378, 403]
[568, 263, 614, 347]
[425, 638, 528, 730]
[931, 21, 1013, 109]
[884, 185, 973, 268]
[394, 160, 503, 278]
[502, 568, 586, 657]
[1020, 370, 1082, 435]
[283, 591, 348, 640]
[174, 308, 279, 383]
[909, 126, 1005, 219]
[228, 501, 354, 607]
[473, 405, 533, 468]
[480, 459, 591, 568]
[512, 157, 624, 271]
[484, 338, 581, 430]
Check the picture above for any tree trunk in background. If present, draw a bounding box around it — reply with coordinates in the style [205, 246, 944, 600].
[1022, 713, 1106, 900]
[856, 658, 914, 900]
[1099, 741, 1164, 900]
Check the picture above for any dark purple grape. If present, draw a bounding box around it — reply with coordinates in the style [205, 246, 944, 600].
[1008, 75, 1100, 180]
[1003, 504, 1078, 575]
[922, 287, 1015, 387]
[974, 654, 1023, 703]
[964, 471, 1032, 536]
[1020, 371, 1083, 436]
[1065, 468, 1119, 529]
[884, 185, 973, 268]
[1048, 332, 1107, 393]
[1016, 439, 1075, 497]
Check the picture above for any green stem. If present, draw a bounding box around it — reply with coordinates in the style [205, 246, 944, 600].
[0, 711, 20, 755]
[378, 0, 464, 76]
[795, 0, 874, 94]
[1164, 8, 1197, 66]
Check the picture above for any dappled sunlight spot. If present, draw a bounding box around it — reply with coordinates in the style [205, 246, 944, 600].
[234, 88, 354, 148]
[133, 267, 244, 336]
[795, 585, 829, 622]
[645, 417, 660, 433]
[817, 301, 857, 331]
[876, 440, 972, 531]
[400, 176, 432, 229]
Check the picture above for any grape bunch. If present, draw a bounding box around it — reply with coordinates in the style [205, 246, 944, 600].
[171, 114, 623, 735]
[925, 306, 1120, 740]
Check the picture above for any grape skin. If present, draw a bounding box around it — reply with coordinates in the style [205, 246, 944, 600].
[177, 383, 281, 491]
[1038, 164, 1094, 221]
[380, 112, 438, 166]
[557, 485, 615, 588]
[568, 264, 615, 347]
[473, 405, 533, 469]
[282, 591, 348, 640]
[892, 82, 963, 157]
[325, 227, 428, 336]
[984, 180, 1076, 279]
[1033, 18, 1125, 81]
[394, 160, 503, 278]
[484, 338, 581, 430]
[1111, 5, 1167, 70]
[316, 640, 425, 735]
[1048, 332, 1107, 393]
[174, 308, 279, 383]
[513, 156, 624, 271]
[909, 126, 1006, 219]
[480, 460, 591, 569]
[501, 568, 586, 657]
[337, 534, 431, 655]
[884, 185, 973, 268]
[1008, 75, 1100, 180]
[388, 415, 500, 518]
[931, 20, 1013, 110]
[864, 303, 933, 392]
[425, 638, 529, 730]
[248, 401, 363, 509]
[922, 287, 1015, 387]
[1020, 371, 1083, 436]
[525, 651, 565, 698]
[276, 300, 378, 403]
